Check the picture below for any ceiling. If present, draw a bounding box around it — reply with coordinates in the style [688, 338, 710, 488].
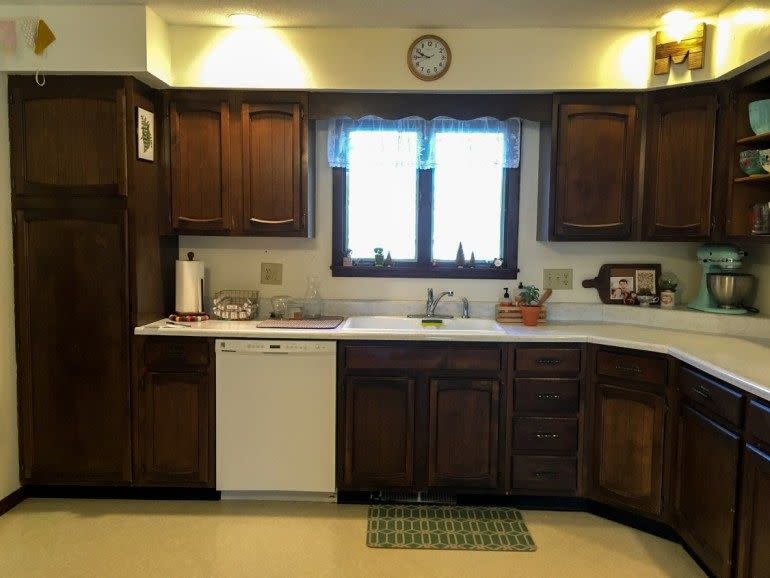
[12, 0, 732, 28]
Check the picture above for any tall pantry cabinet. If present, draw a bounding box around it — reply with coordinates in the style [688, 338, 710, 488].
[9, 76, 176, 484]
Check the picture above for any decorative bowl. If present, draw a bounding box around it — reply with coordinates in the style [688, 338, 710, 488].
[760, 149, 770, 173]
[739, 149, 767, 175]
[749, 99, 770, 135]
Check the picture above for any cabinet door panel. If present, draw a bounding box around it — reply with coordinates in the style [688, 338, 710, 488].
[15, 208, 131, 484]
[591, 382, 665, 516]
[737, 444, 770, 578]
[428, 379, 500, 488]
[242, 103, 303, 234]
[645, 94, 717, 239]
[343, 376, 415, 488]
[675, 404, 740, 578]
[554, 103, 637, 239]
[11, 81, 127, 196]
[170, 99, 231, 232]
[136, 372, 213, 486]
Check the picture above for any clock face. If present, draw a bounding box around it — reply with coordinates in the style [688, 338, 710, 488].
[408, 35, 451, 81]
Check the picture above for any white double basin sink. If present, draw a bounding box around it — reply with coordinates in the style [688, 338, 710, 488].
[342, 316, 506, 337]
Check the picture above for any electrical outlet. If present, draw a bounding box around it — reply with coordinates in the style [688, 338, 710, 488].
[261, 262, 283, 285]
[544, 268, 573, 290]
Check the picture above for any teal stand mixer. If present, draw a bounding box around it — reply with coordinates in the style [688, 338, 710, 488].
[689, 244, 753, 315]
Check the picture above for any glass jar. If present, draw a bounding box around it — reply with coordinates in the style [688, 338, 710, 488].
[304, 276, 323, 318]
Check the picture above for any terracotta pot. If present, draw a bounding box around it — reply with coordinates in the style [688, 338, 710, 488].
[520, 305, 542, 326]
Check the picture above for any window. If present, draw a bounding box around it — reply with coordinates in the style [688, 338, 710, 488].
[329, 116, 521, 278]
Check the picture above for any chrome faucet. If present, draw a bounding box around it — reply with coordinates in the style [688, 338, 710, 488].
[426, 288, 454, 317]
[461, 297, 470, 319]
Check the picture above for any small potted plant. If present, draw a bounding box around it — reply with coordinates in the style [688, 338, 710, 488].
[518, 284, 542, 326]
[659, 279, 678, 309]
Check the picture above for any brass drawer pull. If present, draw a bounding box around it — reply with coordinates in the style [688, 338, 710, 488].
[536, 357, 561, 366]
[615, 364, 642, 375]
[250, 217, 294, 225]
[692, 385, 712, 400]
[534, 432, 561, 439]
[534, 471, 559, 480]
[536, 393, 561, 400]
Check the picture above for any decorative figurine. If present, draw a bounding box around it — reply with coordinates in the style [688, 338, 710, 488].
[455, 242, 465, 268]
[342, 249, 353, 267]
[374, 247, 384, 267]
[384, 251, 393, 267]
[468, 252, 476, 268]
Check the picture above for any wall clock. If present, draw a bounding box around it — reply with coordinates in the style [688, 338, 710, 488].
[407, 35, 451, 81]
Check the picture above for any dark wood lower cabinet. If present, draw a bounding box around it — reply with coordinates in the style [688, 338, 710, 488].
[590, 382, 666, 517]
[427, 378, 499, 488]
[135, 372, 214, 487]
[133, 337, 215, 488]
[674, 404, 741, 578]
[737, 444, 770, 578]
[342, 376, 415, 489]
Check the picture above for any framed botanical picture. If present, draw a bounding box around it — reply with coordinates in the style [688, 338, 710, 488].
[136, 107, 155, 162]
[583, 263, 662, 305]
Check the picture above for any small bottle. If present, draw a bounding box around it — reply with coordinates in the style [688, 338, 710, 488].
[501, 287, 512, 305]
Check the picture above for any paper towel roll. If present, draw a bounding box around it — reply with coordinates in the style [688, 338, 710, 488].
[176, 259, 205, 314]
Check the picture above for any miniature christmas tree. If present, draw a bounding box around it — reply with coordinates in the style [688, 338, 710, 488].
[455, 242, 465, 267]
[384, 251, 393, 267]
[468, 252, 476, 268]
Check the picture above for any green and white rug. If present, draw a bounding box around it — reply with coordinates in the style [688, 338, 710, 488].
[366, 505, 537, 551]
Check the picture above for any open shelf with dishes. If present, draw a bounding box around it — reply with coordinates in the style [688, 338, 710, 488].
[726, 77, 770, 241]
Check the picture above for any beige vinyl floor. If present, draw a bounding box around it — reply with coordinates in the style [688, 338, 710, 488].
[0, 498, 705, 578]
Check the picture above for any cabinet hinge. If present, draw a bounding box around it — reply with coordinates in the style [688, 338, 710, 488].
[301, 212, 307, 227]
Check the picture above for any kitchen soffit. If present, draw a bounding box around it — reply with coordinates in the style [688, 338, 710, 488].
[5, 0, 731, 29]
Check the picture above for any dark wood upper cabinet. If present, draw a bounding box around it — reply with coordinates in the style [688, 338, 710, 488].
[342, 376, 415, 489]
[10, 76, 128, 197]
[737, 444, 770, 578]
[674, 404, 740, 578]
[169, 96, 231, 233]
[15, 207, 132, 484]
[552, 98, 638, 240]
[589, 382, 666, 517]
[427, 378, 500, 488]
[241, 102, 305, 235]
[136, 371, 214, 487]
[644, 93, 717, 240]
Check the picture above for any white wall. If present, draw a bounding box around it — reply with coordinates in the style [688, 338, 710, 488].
[180, 121, 704, 308]
[0, 73, 19, 500]
[0, 5, 148, 74]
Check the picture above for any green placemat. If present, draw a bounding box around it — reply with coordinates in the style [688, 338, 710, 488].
[367, 505, 537, 551]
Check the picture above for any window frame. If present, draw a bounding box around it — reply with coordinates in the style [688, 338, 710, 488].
[330, 164, 520, 279]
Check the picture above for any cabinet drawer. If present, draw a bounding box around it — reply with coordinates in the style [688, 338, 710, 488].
[144, 338, 210, 370]
[596, 350, 667, 386]
[345, 346, 500, 371]
[678, 366, 744, 427]
[747, 400, 770, 447]
[513, 417, 578, 452]
[516, 348, 581, 376]
[514, 379, 580, 413]
[511, 455, 577, 493]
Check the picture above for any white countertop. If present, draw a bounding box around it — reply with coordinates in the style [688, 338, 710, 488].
[135, 318, 770, 403]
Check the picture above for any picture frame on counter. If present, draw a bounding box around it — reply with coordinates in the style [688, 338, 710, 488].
[583, 263, 662, 305]
[136, 106, 155, 162]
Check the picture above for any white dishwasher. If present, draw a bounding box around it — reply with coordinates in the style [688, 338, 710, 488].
[215, 339, 336, 499]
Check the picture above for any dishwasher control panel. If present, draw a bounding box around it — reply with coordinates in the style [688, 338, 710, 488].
[217, 339, 336, 354]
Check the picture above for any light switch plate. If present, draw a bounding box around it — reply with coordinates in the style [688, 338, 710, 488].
[261, 262, 283, 285]
[544, 268, 573, 290]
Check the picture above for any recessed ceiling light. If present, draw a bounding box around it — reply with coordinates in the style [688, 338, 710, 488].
[229, 13, 263, 27]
